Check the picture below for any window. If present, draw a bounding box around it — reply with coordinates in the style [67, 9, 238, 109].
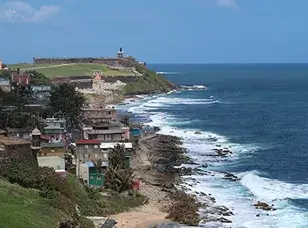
[56, 165, 61, 170]
[95, 154, 98, 158]
[94, 145, 98, 149]
[85, 145, 89, 148]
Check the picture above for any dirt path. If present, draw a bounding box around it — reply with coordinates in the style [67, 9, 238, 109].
[110, 136, 171, 228]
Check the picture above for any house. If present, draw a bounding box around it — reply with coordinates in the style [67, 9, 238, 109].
[0, 77, 11, 92]
[6, 128, 32, 140]
[79, 161, 108, 187]
[75, 139, 107, 177]
[31, 85, 51, 103]
[37, 156, 66, 171]
[75, 139, 106, 162]
[70, 76, 92, 89]
[0, 129, 6, 136]
[81, 107, 117, 124]
[43, 117, 67, 143]
[84, 128, 125, 141]
[12, 73, 30, 86]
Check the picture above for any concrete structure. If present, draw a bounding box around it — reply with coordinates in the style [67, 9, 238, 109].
[0, 60, 2, 69]
[6, 128, 32, 140]
[38, 156, 65, 171]
[31, 85, 51, 103]
[75, 139, 106, 177]
[81, 107, 117, 125]
[79, 161, 108, 187]
[43, 117, 67, 143]
[84, 128, 124, 141]
[12, 73, 30, 86]
[0, 78, 11, 92]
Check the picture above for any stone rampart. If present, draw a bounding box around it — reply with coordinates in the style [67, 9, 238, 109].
[33, 57, 136, 67]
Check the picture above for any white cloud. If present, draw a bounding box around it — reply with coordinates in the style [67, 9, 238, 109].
[0, 1, 60, 23]
[217, 0, 239, 9]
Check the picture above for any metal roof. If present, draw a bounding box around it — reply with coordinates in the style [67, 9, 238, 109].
[100, 142, 132, 149]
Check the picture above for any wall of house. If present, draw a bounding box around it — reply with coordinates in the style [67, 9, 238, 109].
[76, 144, 101, 161]
[37, 156, 65, 170]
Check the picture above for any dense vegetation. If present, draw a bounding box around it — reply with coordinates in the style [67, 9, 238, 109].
[49, 83, 86, 127]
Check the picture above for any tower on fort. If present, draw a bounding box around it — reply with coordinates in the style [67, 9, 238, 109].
[117, 47, 125, 58]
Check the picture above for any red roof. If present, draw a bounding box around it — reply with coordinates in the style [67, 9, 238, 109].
[75, 139, 102, 145]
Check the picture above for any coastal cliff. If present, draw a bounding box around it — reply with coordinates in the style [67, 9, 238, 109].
[122, 63, 177, 95]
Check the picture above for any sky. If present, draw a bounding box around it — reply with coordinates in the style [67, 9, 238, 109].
[0, 0, 307, 64]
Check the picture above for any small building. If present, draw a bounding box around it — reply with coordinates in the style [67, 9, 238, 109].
[79, 161, 108, 187]
[71, 78, 93, 89]
[38, 156, 66, 171]
[0, 129, 6, 136]
[84, 128, 125, 141]
[81, 107, 117, 124]
[130, 128, 142, 137]
[31, 85, 51, 103]
[42, 117, 67, 144]
[75, 139, 105, 161]
[0, 78, 11, 92]
[75, 139, 106, 178]
[12, 73, 30, 86]
[6, 128, 32, 140]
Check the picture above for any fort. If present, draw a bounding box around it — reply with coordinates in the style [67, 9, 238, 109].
[32, 48, 146, 67]
[33, 57, 138, 67]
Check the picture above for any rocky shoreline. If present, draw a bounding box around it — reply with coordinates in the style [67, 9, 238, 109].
[140, 134, 235, 227]
[139, 133, 277, 227]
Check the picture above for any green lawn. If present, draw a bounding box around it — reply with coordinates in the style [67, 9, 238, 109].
[8, 63, 137, 77]
[0, 179, 70, 228]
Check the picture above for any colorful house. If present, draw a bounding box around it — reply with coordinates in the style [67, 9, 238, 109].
[79, 161, 108, 187]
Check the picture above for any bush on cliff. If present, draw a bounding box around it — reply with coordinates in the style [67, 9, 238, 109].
[123, 64, 173, 95]
[4, 161, 72, 199]
[166, 191, 201, 226]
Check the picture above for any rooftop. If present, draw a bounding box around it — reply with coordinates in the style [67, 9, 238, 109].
[86, 129, 124, 134]
[76, 139, 103, 145]
[0, 136, 31, 146]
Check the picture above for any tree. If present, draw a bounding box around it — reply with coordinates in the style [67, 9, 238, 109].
[119, 115, 130, 127]
[105, 144, 134, 193]
[25, 70, 50, 85]
[49, 83, 85, 128]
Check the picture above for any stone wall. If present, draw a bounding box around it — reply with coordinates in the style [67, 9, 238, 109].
[100, 76, 139, 83]
[0, 144, 38, 175]
[33, 57, 136, 67]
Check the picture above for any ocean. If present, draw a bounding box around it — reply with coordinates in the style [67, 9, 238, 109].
[120, 64, 308, 228]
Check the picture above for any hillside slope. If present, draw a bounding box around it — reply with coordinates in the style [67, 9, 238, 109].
[123, 64, 176, 95]
[0, 180, 70, 228]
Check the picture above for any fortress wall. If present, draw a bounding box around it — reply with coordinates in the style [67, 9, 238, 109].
[33, 57, 136, 67]
[0, 144, 38, 175]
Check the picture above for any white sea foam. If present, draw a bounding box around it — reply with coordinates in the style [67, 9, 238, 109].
[124, 93, 308, 228]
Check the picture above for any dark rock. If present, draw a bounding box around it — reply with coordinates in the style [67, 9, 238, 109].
[253, 201, 276, 211]
[194, 131, 202, 135]
[59, 220, 79, 228]
[222, 172, 240, 181]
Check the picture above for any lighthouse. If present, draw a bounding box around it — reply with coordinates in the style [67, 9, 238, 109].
[117, 47, 125, 59]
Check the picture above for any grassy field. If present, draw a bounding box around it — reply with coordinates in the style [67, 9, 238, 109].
[8, 63, 137, 77]
[0, 179, 70, 228]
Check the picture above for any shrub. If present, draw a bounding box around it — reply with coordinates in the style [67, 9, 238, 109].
[166, 191, 201, 226]
[4, 162, 72, 200]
